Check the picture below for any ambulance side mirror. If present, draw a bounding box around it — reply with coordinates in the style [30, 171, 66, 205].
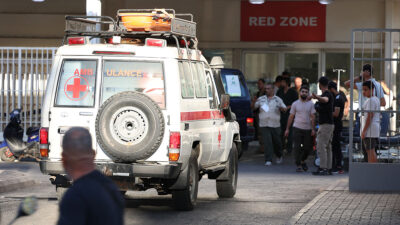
[220, 94, 230, 110]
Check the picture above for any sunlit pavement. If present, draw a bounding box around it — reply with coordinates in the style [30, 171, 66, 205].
[0, 143, 345, 225]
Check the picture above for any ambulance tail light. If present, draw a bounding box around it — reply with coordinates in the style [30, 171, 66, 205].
[68, 37, 85, 45]
[39, 127, 49, 158]
[246, 117, 254, 126]
[169, 132, 180, 161]
[145, 38, 166, 47]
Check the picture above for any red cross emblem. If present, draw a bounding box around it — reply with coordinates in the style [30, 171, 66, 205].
[64, 76, 89, 101]
[218, 130, 221, 148]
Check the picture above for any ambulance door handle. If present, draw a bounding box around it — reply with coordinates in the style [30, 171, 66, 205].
[213, 121, 216, 125]
[79, 112, 93, 116]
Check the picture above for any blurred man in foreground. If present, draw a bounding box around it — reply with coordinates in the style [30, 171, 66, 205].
[58, 127, 124, 225]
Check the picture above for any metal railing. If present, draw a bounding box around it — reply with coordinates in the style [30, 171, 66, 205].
[349, 29, 400, 164]
[0, 47, 57, 137]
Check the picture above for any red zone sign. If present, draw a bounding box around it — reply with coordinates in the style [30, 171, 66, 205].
[241, 1, 326, 42]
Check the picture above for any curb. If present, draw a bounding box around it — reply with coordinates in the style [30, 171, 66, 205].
[288, 178, 348, 225]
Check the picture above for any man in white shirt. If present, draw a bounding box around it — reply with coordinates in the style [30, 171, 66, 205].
[361, 81, 379, 163]
[254, 83, 287, 166]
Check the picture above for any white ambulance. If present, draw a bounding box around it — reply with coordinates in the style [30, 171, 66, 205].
[39, 9, 240, 210]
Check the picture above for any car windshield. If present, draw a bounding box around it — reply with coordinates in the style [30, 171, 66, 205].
[221, 73, 247, 98]
[102, 60, 165, 108]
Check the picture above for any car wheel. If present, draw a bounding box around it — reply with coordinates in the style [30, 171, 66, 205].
[96, 91, 165, 163]
[216, 143, 238, 198]
[172, 153, 199, 211]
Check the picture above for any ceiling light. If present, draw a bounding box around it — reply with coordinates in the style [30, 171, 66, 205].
[32, 0, 45, 2]
[249, 0, 265, 4]
[319, 0, 334, 4]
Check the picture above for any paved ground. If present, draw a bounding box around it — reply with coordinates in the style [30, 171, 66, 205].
[291, 179, 400, 225]
[0, 143, 345, 225]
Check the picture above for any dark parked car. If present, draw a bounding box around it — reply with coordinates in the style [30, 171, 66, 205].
[215, 68, 255, 157]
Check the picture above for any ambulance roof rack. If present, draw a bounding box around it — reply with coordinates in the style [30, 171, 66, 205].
[63, 9, 197, 47]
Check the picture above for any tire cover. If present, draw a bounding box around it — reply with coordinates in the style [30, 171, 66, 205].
[96, 91, 165, 162]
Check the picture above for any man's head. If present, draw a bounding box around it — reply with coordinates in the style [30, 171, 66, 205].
[294, 77, 302, 90]
[265, 83, 275, 97]
[257, 78, 265, 91]
[328, 81, 338, 94]
[62, 127, 95, 178]
[280, 77, 291, 88]
[274, 75, 283, 87]
[362, 64, 373, 79]
[362, 80, 375, 98]
[299, 85, 309, 100]
[318, 76, 329, 91]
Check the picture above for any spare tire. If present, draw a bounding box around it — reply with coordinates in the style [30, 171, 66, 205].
[96, 91, 165, 162]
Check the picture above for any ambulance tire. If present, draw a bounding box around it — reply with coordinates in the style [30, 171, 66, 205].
[172, 153, 199, 211]
[96, 91, 165, 163]
[216, 143, 238, 198]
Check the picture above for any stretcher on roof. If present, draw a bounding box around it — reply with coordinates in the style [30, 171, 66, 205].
[64, 9, 196, 39]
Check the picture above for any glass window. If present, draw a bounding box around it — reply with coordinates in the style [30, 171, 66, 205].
[284, 53, 319, 94]
[244, 52, 279, 97]
[205, 71, 217, 109]
[221, 74, 247, 98]
[102, 60, 165, 108]
[192, 62, 207, 98]
[179, 61, 194, 98]
[55, 59, 97, 107]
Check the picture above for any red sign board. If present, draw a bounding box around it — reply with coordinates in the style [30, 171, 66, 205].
[241, 1, 326, 42]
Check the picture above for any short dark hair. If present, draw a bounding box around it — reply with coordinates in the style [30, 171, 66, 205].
[300, 85, 309, 92]
[275, 75, 283, 83]
[318, 76, 329, 87]
[62, 127, 93, 155]
[362, 80, 375, 90]
[282, 77, 291, 86]
[328, 81, 337, 90]
[282, 71, 290, 77]
[258, 78, 265, 84]
[363, 64, 373, 74]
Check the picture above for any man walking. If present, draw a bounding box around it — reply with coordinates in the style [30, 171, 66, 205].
[285, 86, 316, 172]
[254, 83, 287, 166]
[58, 127, 124, 225]
[328, 81, 346, 173]
[312, 77, 334, 176]
[277, 77, 299, 154]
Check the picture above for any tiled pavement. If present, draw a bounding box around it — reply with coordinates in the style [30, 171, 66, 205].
[290, 179, 400, 225]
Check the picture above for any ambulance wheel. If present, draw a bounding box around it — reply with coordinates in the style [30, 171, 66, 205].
[96, 91, 165, 163]
[172, 153, 199, 211]
[56, 187, 68, 202]
[216, 143, 238, 198]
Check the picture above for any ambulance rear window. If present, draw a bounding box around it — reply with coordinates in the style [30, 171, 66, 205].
[55, 59, 97, 107]
[102, 60, 165, 108]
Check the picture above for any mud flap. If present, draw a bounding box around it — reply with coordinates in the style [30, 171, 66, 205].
[169, 163, 189, 190]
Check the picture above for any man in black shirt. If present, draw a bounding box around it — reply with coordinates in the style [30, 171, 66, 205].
[311, 77, 334, 176]
[328, 81, 346, 174]
[277, 77, 299, 154]
[58, 127, 124, 225]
